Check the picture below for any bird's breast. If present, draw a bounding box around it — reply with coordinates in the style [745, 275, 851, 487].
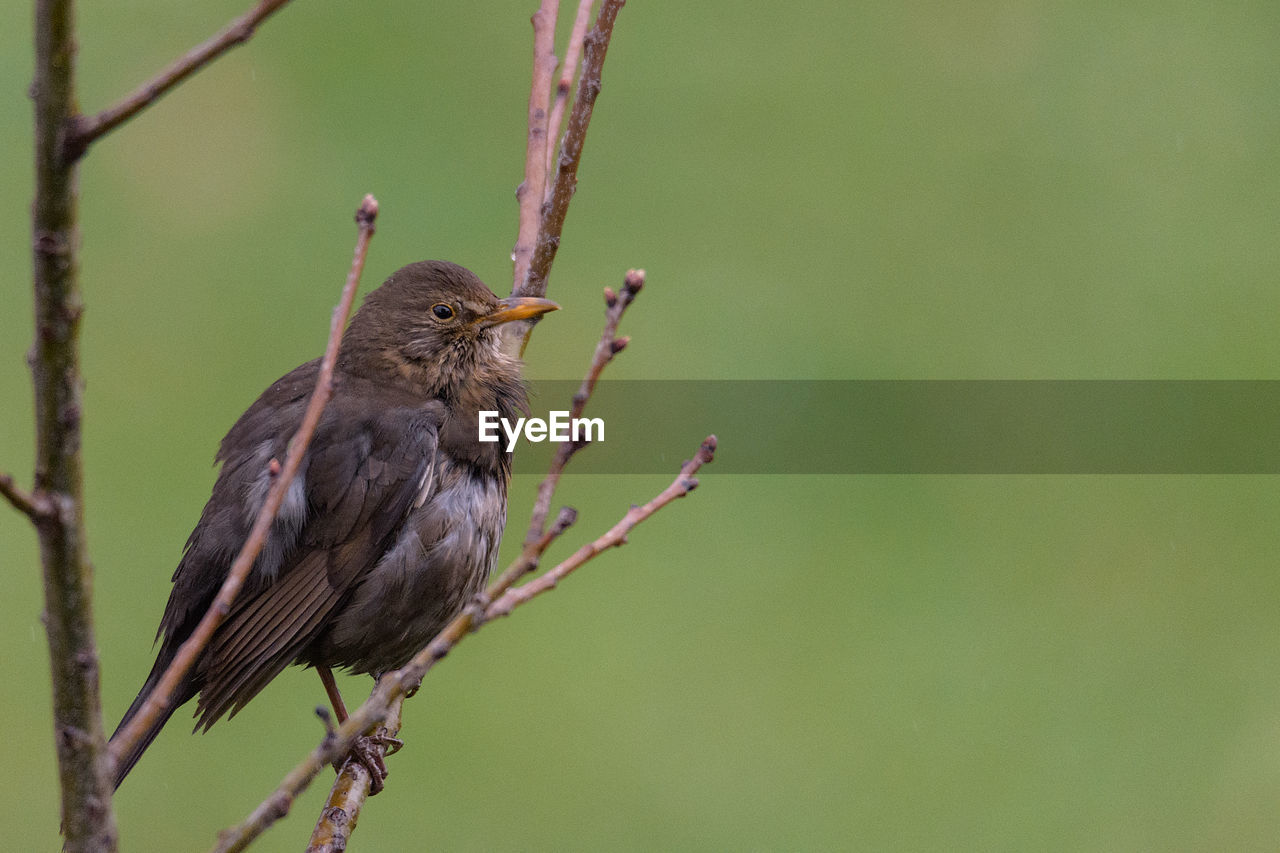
[316, 458, 507, 674]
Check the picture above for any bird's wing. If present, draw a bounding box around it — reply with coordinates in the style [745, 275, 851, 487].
[160, 360, 326, 645]
[185, 374, 443, 729]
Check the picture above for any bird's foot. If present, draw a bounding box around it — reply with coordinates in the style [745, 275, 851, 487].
[336, 730, 403, 795]
[377, 732, 405, 757]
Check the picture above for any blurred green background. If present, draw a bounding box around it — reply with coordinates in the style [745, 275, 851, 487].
[3, 1, 1280, 850]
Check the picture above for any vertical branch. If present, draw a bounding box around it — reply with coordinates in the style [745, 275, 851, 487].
[31, 0, 119, 849]
[544, 0, 596, 190]
[511, 0, 559, 291]
[517, 0, 625, 300]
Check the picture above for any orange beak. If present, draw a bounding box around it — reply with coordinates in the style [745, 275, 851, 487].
[478, 296, 560, 328]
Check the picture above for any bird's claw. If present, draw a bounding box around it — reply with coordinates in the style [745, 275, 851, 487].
[336, 730, 401, 795]
[379, 733, 405, 757]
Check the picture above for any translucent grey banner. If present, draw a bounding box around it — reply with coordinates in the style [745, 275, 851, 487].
[503, 381, 1280, 474]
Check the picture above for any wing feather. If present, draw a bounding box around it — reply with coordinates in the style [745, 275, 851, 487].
[184, 379, 442, 728]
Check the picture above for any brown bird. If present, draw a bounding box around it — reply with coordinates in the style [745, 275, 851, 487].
[110, 260, 558, 790]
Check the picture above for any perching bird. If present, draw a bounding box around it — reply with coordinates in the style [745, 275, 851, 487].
[110, 260, 558, 789]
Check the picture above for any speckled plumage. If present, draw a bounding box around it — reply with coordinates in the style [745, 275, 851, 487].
[110, 261, 557, 788]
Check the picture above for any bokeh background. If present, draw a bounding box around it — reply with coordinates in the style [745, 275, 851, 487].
[3, 2, 1280, 849]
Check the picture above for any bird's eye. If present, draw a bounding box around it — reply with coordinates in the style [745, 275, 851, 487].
[431, 303, 455, 320]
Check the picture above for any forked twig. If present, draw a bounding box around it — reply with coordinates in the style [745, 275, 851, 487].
[544, 0, 597, 192]
[0, 472, 53, 520]
[511, 0, 560, 291]
[490, 436, 716, 617]
[65, 0, 295, 161]
[517, 0, 625, 300]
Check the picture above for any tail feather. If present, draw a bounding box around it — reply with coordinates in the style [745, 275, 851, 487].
[109, 649, 198, 790]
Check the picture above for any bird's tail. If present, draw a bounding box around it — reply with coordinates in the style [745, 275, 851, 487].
[108, 647, 197, 790]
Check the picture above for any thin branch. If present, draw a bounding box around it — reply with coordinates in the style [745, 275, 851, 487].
[0, 472, 53, 520]
[544, 0, 596, 193]
[109, 195, 379, 772]
[212, 435, 715, 853]
[32, 0, 119, 847]
[305, 695, 404, 852]
[498, 267, 644, 595]
[516, 0, 625, 300]
[64, 0, 294, 162]
[511, 0, 559, 291]
[489, 436, 717, 619]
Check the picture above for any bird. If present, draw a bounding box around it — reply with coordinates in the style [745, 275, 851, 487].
[109, 260, 558, 790]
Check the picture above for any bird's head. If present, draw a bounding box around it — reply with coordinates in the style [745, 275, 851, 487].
[340, 260, 558, 397]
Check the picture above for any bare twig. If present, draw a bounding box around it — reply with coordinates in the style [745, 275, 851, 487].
[305, 695, 405, 852]
[496, 268, 644, 595]
[517, 0, 625, 300]
[64, 0, 294, 162]
[32, 0, 119, 847]
[490, 436, 717, 618]
[511, 0, 559, 291]
[213, 435, 715, 853]
[0, 472, 53, 520]
[544, 0, 597, 190]
[109, 195, 379, 773]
